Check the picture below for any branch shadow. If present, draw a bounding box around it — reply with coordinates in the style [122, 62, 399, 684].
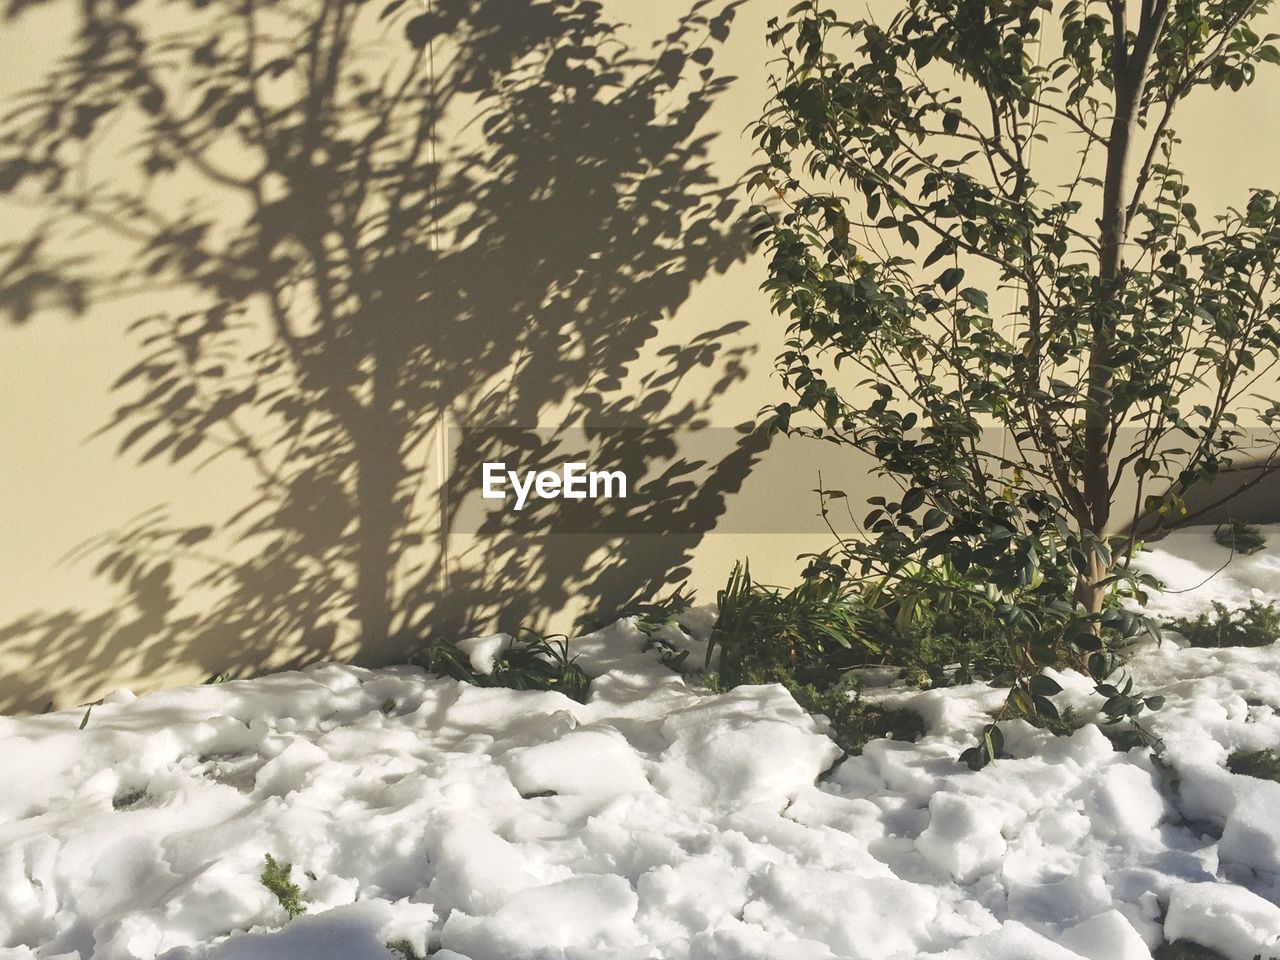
[0, 0, 764, 712]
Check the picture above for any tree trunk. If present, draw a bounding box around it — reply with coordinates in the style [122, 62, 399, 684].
[1080, 2, 1170, 612]
[1074, 554, 1109, 618]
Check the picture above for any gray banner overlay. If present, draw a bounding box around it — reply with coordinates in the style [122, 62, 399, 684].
[443, 426, 1280, 536]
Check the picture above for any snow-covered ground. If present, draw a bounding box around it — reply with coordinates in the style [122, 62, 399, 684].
[2, 528, 1279, 960]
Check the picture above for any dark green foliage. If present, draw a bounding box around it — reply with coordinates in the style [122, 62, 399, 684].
[851, 556, 1073, 689]
[1021, 703, 1089, 738]
[705, 561, 882, 688]
[260, 854, 305, 920]
[1214, 520, 1268, 555]
[112, 789, 148, 810]
[706, 556, 1017, 689]
[1094, 676, 1166, 726]
[1154, 941, 1276, 960]
[805, 689, 926, 756]
[706, 557, 1167, 767]
[1227, 748, 1280, 783]
[753, 0, 1280, 625]
[960, 724, 1013, 771]
[634, 589, 698, 674]
[1099, 723, 1151, 752]
[703, 664, 924, 756]
[1167, 601, 1280, 648]
[1024, 703, 1145, 752]
[702, 562, 928, 753]
[1153, 941, 1234, 960]
[745, 0, 1280, 762]
[641, 629, 694, 674]
[386, 940, 425, 960]
[419, 629, 592, 703]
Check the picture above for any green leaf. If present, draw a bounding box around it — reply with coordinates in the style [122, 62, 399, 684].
[901, 487, 927, 512]
[1029, 674, 1063, 697]
[1033, 695, 1060, 721]
[922, 238, 953, 268]
[922, 507, 946, 529]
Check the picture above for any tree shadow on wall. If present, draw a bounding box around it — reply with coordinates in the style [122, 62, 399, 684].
[0, 0, 763, 711]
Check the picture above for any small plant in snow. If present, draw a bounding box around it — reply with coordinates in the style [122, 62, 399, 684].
[260, 854, 305, 919]
[420, 629, 593, 703]
[112, 789, 148, 810]
[702, 563, 925, 754]
[705, 560, 881, 689]
[386, 939, 426, 960]
[1022, 703, 1091, 739]
[633, 587, 700, 674]
[1227, 748, 1280, 783]
[1166, 600, 1280, 648]
[641, 630, 694, 674]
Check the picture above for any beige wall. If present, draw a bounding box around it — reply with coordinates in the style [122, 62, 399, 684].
[1, 0, 1278, 712]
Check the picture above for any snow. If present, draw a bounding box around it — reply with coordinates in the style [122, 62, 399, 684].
[915, 791, 1009, 883]
[0, 527, 1278, 959]
[454, 635, 511, 677]
[1164, 882, 1280, 960]
[1136, 523, 1280, 622]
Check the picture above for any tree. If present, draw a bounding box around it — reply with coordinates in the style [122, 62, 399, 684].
[0, 0, 755, 706]
[754, 0, 1280, 672]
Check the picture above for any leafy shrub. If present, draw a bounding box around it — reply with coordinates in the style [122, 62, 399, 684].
[419, 629, 592, 703]
[707, 557, 1164, 767]
[1166, 601, 1280, 648]
[260, 854, 305, 919]
[1213, 521, 1267, 556]
[1227, 748, 1280, 783]
[702, 663, 922, 756]
[753, 0, 1280, 659]
[850, 555, 1061, 688]
[704, 561, 881, 688]
[702, 563, 930, 754]
[800, 687, 925, 756]
[748, 0, 1280, 762]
